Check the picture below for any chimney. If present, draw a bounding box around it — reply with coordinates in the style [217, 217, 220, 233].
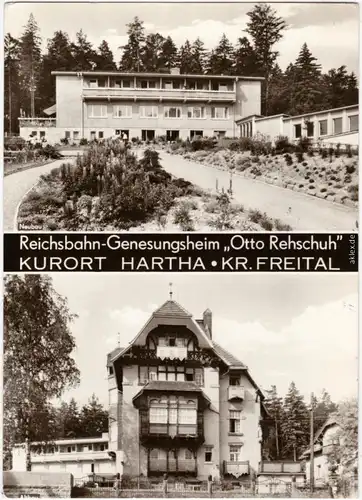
[203, 309, 212, 339]
[170, 67, 180, 75]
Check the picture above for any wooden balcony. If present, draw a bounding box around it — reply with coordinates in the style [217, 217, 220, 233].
[223, 461, 250, 477]
[82, 87, 236, 103]
[156, 346, 187, 360]
[122, 345, 221, 368]
[19, 118, 56, 128]
[140, 420, 204, 448]
[259, 461, 304, 474]
[149, 458, 197, 475]
[228, 386, 245, 401]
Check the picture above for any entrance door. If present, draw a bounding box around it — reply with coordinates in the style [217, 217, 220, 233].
[142, 130, 155, 141]
[166, 130, 180, 141]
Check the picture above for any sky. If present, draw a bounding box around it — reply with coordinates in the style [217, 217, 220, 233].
[44, 272, 359, 408]
[4, 1, 359, 74]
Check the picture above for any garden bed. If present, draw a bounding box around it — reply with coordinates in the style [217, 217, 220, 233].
[4, 158, 57, 177]
[17, 141, 292, 232]
[168, 137, 358, 208]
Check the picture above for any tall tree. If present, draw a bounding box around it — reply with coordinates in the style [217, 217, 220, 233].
[3, 275, 80, 469]
[80, 395, 109, 437]
[179, 40, 194, 74]
[119, 16, 145, 71]
[322, 66, 359, 109]
[71, 30, 97, 71]
[4, 33, 21, 134]
[289, 43, 323, 114]
[263, 385, 285, 459]
[234, 36, 260, 76]
[280, 382, 309, 461]
[18, 13, 42, 117]
[190, 37, 208, 74]
[159, 36, 179, 71]
[207, 33, 234, 75]
[245, 4, 287, 114]
[267, 64, 289, 115]
[142, 33, 166, 71]
[38, 31, 75, 110]
[313, 389, 338, 434]
[95, 40, 117, 71]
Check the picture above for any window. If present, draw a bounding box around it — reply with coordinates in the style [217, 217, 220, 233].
[89, 79, 98, 88]
[333, 117, 343, 135]
[150, 407, 168, 424]
[229, 410, 241, 434]
[98, 131, 104, 139]
[169, 337, 176, 347]
[230, 376, 240, 386]
[150, 449, 159, 459]
[140, 106, 158, 118]
[306, 122, 314, 137]
[179, 408, 197, 425]
[109, 366, 114, 376]
[90, 131, 96, 140]
[65, 131, 71, 139]
[195, 368, 203, 386]
[205, 447, 213, 463]
[40, 131, 45, 138]
[319, 119, 328, 136]
[188, 107, 205, 119]
[176, 366, 185, 382]
[185, 449, 193, 460]
[88, 104, 107, 118]
[164, 107, 182, 118]
[31, 131, 37, 137]
[67, 446, 71, 453]
[294, 124, 302, 138]
[164, 81, 173, 90]
[349, 115, 358, 132]
[190, 130, 203, 139]
[211, 107, 228, 119]
[73, 131, 79, 140]
[113, 105, 132, 118]
[229, 445, 242, 462]
[139, 366, 148, 384]
[122, 80, 131, 88]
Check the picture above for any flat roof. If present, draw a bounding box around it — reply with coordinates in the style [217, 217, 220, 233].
[282, 104, 358, 121]
[51, 71, 264, 81]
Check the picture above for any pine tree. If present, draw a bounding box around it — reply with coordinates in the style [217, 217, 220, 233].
[281, 382, 310, 460]
[79, 394, 108, 437]
[313, 389, 338, 434]
[190, 37, 208, 74]
[289, 43, 323, 114]
[38, 31, 75, 110]
[234, 36, 260, 76]
[264, 385, 285, 459]
[245, 4, 287, 114]
[207, 33, 234, 75]
[142, 33, 166, 71]
[4, 33, 21, 134]
[18, 13, 42, 117]
[179, 40, 194, 74]
[322, 66, 359, 109]
[159, 36, 179, 71]
[267, 64, 289, 115]
[95, 40, 117, 71]
[71, 30, 97, 71]
[119, 16, 145, 71]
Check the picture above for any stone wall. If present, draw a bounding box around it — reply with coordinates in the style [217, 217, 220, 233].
[4, 471, 73, 498]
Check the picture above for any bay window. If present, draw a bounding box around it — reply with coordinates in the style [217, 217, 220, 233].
[149, 406, 168, 424]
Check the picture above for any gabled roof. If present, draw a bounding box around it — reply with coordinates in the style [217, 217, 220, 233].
[212, 341, 247, 369]
[153, 300, 191, 318]
[300, 417, 338, 459]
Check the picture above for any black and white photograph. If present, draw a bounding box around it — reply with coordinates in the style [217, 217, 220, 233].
[3, 274, 358, 498]
[3, 2, 359, 233]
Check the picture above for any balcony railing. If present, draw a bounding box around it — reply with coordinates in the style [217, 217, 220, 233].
[228, 386, 245, 401]
[149, 423, 197, 436]
[31, 450, 111, 463]
[82, 87, 235, 103]
[223, 461, 250, 476]
[259, 461, 303, 474]
[149, 458, 197, 474]
[19, 118, 56, 128]
[156, 346, 187, 360]
[124, 346, 220, 368]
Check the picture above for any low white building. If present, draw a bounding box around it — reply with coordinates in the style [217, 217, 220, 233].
[11, 433, 123, 481]
[237, 104, 359, 147]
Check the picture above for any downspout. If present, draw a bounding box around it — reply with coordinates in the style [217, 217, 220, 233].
[80, 72, 84, 139]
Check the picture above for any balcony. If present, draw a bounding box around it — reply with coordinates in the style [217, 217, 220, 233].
[19, 118, 56, 128]
[259, 461, 304, 474]
[31, 450, 112, 463]
[223, 461, 250, 476]
[156, 346, 187, 360]
[82, 87, 236, 103]
[228, 386, 245, 401]
[149, 458, 197, 475]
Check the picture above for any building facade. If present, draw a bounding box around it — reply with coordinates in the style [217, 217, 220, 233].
[107, 299, 267, 481]
[11, 433, 118, 480]
[19, 70, 262, 144]
[237, 105, 359, 146]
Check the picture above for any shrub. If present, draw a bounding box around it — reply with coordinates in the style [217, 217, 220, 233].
[297, 136, 312, 153]
[4, 136, 26, 151]
[348, 184, 358, 201]
[209, 192, 235, 230]
[309, 185, 315, 189]
[346, 144, 353, 158]
[346, 164, 356, 174]
[275, 136, 294, 153]
[42, 144, 61, 159]
[321, 148, 328, 159]
[284, 153, 293, 166]
[60, 137, 69, 145]
[302, 161, 308, 167]
[320, 188, 327, 193]
[248, 209, 263, 224]
[309, 178, 315, 183]
[298, 184, 304, 188]
[259, 214, 273, 231]
[173, 205, 195, 231]
[296, 151, 304, 163]
[274, 219, 292, 231]
[79, 138, 88, 145]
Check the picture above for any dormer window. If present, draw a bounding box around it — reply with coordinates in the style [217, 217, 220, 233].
[230, 376, 241, 386]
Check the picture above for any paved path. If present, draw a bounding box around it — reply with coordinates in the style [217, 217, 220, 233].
[159, 152, 358, 231]
[3, 158, 74, 231]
